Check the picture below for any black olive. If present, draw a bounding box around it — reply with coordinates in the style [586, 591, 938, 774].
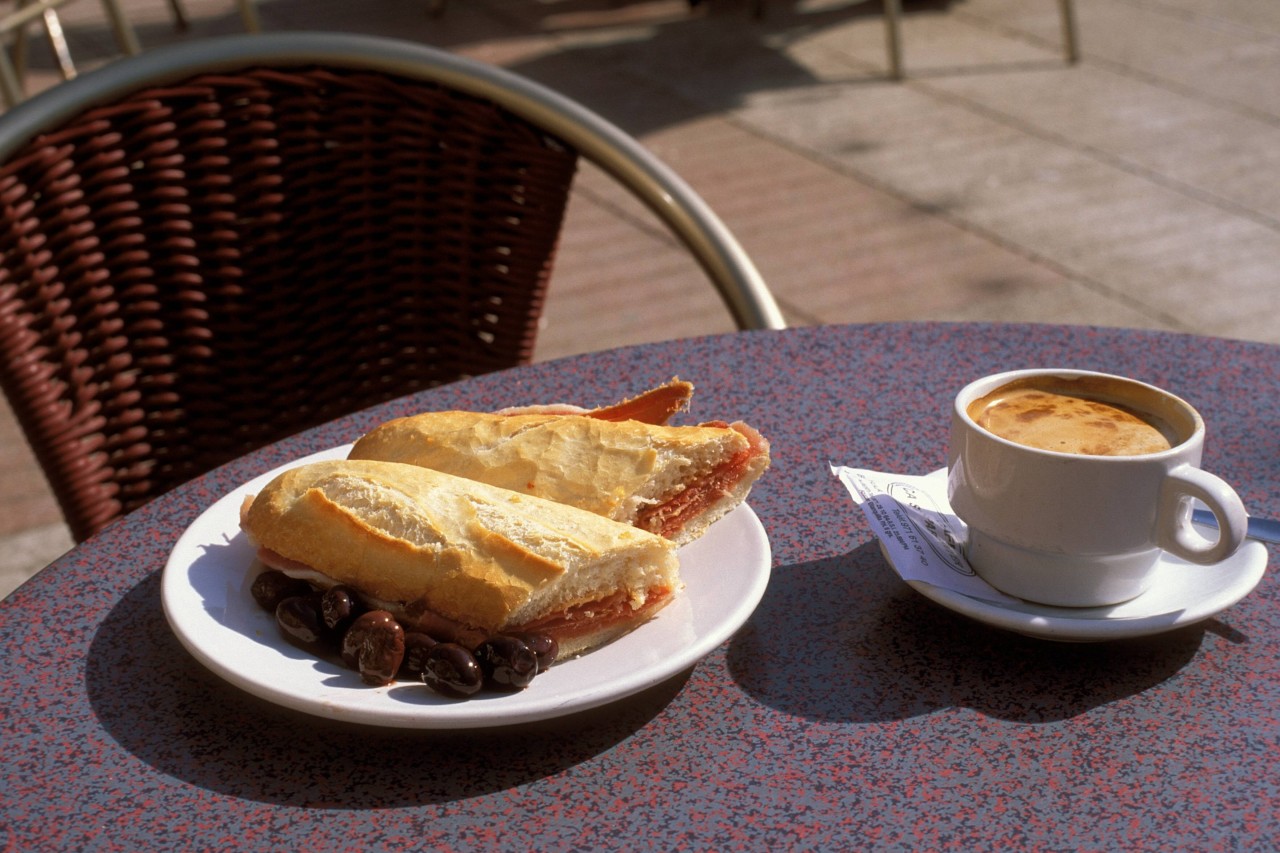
[319, 585, 363, 633]
[341, 611, 405, 686]
[421, 643, 484, 698]
[251, 570, 311, 613]
[511, 632, 559, 672]
[399, 632, 439, 679]
[473, 635, 538, 690]
[275, 595, 326, 651]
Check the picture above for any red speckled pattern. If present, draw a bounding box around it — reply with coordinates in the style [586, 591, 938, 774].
[2, 323, 1277, 850]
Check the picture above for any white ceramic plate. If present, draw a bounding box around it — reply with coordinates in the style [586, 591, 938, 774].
[878, 470, 1267, 641]
[162, 446, 771, 728]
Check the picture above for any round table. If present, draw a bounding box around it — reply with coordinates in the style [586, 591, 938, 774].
[3, 323, 1277, 851]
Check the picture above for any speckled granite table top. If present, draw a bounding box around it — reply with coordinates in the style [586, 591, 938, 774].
[3, 323, 1277, 851]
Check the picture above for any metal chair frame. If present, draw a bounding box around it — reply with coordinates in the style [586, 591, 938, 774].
[0, 0, 259, 107]
[0, 0, 138, 106]
[164, 0, 259, 35]
[882, 0, 1080, 79]
[740, 0, 1079, 79]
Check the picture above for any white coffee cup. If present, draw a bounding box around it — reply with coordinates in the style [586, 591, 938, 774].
[947, 368, 1248, 607]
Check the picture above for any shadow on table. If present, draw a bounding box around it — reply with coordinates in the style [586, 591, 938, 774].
[727, 542, 1225, 724]
[85, 572, 689, 808]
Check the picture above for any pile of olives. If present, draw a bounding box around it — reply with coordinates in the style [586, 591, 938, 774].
[250, 569, 557, 698]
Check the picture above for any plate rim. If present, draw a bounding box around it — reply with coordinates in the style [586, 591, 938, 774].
[161, 445, 772, 728]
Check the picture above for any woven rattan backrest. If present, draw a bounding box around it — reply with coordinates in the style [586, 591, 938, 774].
[0, 65, 578, 541]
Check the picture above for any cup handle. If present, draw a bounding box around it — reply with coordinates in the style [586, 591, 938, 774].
[1157, 465, 1247, 564]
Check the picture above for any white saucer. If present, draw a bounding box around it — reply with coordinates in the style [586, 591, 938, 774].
[878, 471, 1268, 642]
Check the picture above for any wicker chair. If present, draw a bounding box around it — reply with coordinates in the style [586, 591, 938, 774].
[0, 32, 784, 542]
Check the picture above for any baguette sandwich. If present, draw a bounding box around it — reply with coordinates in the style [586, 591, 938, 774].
[348, 410, 771, 546]
[241, 459, 680, 659]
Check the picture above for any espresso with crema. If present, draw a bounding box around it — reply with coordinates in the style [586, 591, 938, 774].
[967, 377, 1179, 456]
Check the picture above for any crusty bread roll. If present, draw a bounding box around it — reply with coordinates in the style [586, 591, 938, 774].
[242, 460, 680, 658]
[348, 411, 771, 545]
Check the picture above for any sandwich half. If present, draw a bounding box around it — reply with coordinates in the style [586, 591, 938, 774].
[348, 411, 771, 546]
[241, 459, 680, 658]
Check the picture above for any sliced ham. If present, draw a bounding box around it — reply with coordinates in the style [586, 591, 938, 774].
[636, 421, 769, 539]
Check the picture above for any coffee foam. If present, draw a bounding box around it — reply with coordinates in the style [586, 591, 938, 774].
[967, 377, 1178, 456]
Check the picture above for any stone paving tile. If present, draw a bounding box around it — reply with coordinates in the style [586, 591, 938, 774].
[727, 70, 1276, 339]
[1068, 0, 1280, 117]
[0, 524, 73, 599]
[929, 67, 1280, 223]
[0, 400, 62, 535]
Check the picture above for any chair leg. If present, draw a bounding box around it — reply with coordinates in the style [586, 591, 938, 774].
[40, 5, 76, 78]
[166, 0, 190, 31]
[883, 0, 903, 80]
[237, 0, 261, 32]
[1059, 0, 1080, 64]
[96, 0, 141, 55]
[10, 1, 31, 81]
[0, 44, 24, 107]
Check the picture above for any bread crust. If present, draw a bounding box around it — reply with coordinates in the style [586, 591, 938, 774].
[243, 460, 679, 634]
[348, 411, 769, 543]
